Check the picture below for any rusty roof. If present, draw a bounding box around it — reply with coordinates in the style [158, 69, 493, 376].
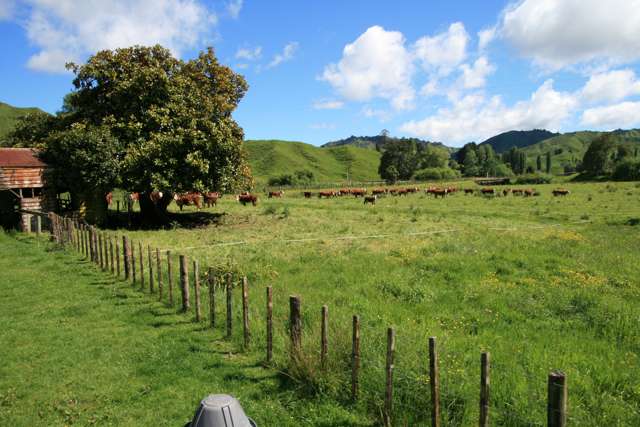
[0, 148, 46, 168]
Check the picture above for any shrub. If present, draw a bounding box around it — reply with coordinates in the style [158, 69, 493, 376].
[267, 169, 315, 186]
[612, 159, 640, 181]
[413, 167, 461, 181]
[515, 173, 553, 184]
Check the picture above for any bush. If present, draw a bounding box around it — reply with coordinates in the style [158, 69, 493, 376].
[267, 169, 315, 186]
[515, 173, 553, 184]
[612, 159, 640, 181]
[413, 167, 461, 181]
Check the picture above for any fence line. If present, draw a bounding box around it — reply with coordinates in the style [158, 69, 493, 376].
[42, 212, 570, 426]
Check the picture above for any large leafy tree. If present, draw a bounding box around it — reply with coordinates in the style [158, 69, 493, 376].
[33, 45, 250, 224]
[378, 139, 419, 180]
[582, 135, 615, 176]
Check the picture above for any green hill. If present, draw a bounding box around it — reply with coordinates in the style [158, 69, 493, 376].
[244, 139, 382, 184]
[323, 134, 451, 152]
[479, 129, 558, 154]
[0, 102, 46, 142]
[521, 130, 640, 174]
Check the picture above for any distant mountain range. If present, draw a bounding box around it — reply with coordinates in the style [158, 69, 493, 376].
[0, 102, 46, 142]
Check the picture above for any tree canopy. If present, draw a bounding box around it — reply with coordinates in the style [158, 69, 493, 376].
[10, 45, 251, 224]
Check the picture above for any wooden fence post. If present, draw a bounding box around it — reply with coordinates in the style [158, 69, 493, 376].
[123, 236, 130, 280]
[208, 267, 215, 328]
[179, 255, 190, 312]
[116, 238, 121, 278]
[429, 337, 441, 427]
[194, 260, 201, 322]
[480, 352, 490, 427]
[138, 242, 144, 290]
[100, 233, 106, 270]
[352, 315, 360, 401]
[548, 371, 567, 427]
[167, 251, 173, 306]
[131, 240, 137, 284]
[266, 286, 273, 363]
[384, 327, 395, 427]
[289, 296, 302, 360]
[242, 276, 250, 348]
[321, 305, 328, 369]
[226, 273, 233, 338]
[109, 237, 115, 274]
[148, 245, 154, 293]
[156, 248, 162, 300]
[36, 215, 42, 236]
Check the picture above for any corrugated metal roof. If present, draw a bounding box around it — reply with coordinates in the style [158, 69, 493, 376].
[0, 148, 45, 168]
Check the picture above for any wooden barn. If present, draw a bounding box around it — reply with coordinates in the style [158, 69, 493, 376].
[0, 148, 53, 231]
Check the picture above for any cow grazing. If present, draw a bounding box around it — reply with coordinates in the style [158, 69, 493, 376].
[351, 188, 367, 197]
[363, 195, 377, 205]
[174, 192, 203, 210]
[268, 191, 284, 198]
[372, 188, 387, 196]
[405, 187, 419, 194]
[446, 186, 458, 194]
[524, 189, 535, 197]
[464, 188, 474, 195]
[339, 188, 351, 196]
[432, 188, 448, 198]
[303, 191, 313, 198]
[237, 193, 258, 206]
[204, 192, 220, 208]
[105, 192, 113, 206]
[481, 188, 495, 196]
[502, 188, 511, 197]
[512, 189, 524, 196]
[552, 189, 570, 196]
[318, 191, 336, 198]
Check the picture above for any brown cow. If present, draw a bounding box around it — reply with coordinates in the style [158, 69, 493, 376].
[405, 187, 419, 193]
[339, 188, 351, 196]
[464, 188, 474, 195]
[204, 192, 220, 208]
[502, 188, 511, 197]
[268, 191, 284, 198]
[318, 191, 336, 198]
[174, 192, 203, 210]
[105, 192, 113, 206]
[303, 191, 313, 198]
[432, 188, 448, 198]
[129, 192, 140, 203]
[512, 189, 524, 195]
[363, 195, 377, 205]
[481, 188, 495, 196]
[524, 189, 535, 197]
[351, 188, 367, 197]
[552, 189, 570, 196]
[237, 193, 258, 206]
[150, 191, 163, 204]
[372, 188, 387, 196]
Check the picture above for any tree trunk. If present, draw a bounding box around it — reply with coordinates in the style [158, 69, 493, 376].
[139, 191, 173, 225]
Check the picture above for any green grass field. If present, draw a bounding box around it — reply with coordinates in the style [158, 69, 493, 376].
[2, 181, 640, 425]
[244, 140, 382, 185]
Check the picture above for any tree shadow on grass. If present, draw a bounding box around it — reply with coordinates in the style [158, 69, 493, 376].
[103, 211, 228, 231]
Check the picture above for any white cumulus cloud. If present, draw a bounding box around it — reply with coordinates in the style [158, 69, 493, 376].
[267, 41, 298, 68]
[501, 0, 640, 69]
[21, 0, 216, 73]
[478, 27, 496, 51]
[581, 102, 640, 129]
[400, 80, 577, 144]
[458, 56, 495, 89]
[581, 69, 640, 103]
[413, 22, 469, 75]
[0, 0, 15, 20]
[320, 26, 415, 110]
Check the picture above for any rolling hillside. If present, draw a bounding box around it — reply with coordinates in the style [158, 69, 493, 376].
[521, 130, 640, 174]
[244, 139, 382, 184]
[0, 102, 46, 142]
[323, 134, 451, 152]
[479, 129, 558, 153]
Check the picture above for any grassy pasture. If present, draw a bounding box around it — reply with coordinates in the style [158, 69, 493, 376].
[2, 180, 640, 425]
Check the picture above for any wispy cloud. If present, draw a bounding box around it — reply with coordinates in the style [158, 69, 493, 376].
[227, 0, 243, 19]
[235, 46, 262, 61]
[267, 41, 299, 68]
[312, 99, 344, 110]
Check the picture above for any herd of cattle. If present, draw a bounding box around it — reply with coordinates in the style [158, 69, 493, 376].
[107, 186, 571, 209]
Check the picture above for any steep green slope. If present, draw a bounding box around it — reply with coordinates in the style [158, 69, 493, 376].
[0, 102, 46, 142]
[479, 129, 559, 153]
[245, 139, 382, 184]
[521, 130, 640, 174]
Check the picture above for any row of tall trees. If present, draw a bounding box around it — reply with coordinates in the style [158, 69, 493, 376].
[8, 45, 251, 224]
[378, 138, 450, 182]
[582, 135, 640, 179]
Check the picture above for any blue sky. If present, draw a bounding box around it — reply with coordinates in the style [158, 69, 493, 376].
[2, 0, 640, 147]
